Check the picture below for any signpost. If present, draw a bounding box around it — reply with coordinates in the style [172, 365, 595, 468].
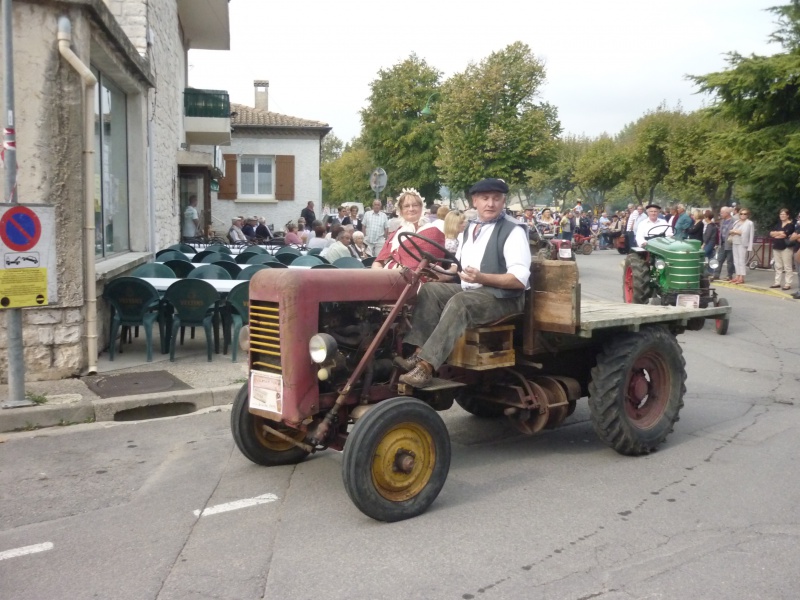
[0, 204, 55, 308]
[369, 168, 387, 201]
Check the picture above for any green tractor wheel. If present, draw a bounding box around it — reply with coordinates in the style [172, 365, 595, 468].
[623, 253, 652, 304]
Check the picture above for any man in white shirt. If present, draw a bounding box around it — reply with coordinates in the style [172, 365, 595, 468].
[362, 200, 389, 256]
[182, 195, 199, 239]
[396, 178, 531, 388]
[635, 203, 668, 247]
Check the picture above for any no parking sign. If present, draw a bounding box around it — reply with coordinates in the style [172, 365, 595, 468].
[0, 205, 56, 308]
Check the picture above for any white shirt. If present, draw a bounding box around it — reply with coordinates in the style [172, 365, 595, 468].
[635, 217, 668, 247]
[183, 205, 198, 237]
[626, 210, 641, 232]
[457, 221, 531, 291]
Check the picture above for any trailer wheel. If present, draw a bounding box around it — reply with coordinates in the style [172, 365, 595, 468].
[623, 253, 652, 304]
[342, 397, 450, 522]
[588, 327, 685, 456]
[230, 384, 309, 466]
[714, 297, 730, 335]
[455, 392, 506, 418]
[581, 242, 594, 255]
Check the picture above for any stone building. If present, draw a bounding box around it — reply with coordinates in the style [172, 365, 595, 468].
[0, 0, 231, 381]
[210, 80, 331, 234]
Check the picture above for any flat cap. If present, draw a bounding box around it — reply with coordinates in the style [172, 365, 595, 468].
[645, 203, 661, 211]
[469, 178, 509, 195]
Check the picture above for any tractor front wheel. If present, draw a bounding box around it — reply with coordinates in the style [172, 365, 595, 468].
[230, 384, 310, 466]
[714, 297, 730, 335]
[342, 397, 451, 522]
[623, 253, 652, 304]
[588, 327, 686, 456]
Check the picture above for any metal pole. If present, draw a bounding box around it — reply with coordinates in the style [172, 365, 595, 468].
[2, 0, 31, 408]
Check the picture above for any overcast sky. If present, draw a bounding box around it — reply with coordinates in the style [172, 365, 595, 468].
[189, 0, 779, 143]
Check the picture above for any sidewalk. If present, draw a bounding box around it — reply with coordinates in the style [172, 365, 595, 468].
[1, 264, 796, 435]
[0, 332, 246, 434]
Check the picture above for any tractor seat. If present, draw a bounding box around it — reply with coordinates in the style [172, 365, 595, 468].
[447, 313, 522, 370]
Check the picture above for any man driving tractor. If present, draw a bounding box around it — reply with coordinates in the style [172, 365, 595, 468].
[395, 178, 532, 388]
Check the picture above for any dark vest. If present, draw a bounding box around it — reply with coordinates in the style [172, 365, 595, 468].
[462, 216, 527, 298]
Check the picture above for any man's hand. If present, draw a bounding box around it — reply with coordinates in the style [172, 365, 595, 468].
[460, 266, 481, 285]
[459, 267, 524, 290]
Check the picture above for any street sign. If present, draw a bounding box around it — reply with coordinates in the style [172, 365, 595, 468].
[0, 204, 57, 306]
[369, 168, 387, 194]
[0, 205, 41, 251]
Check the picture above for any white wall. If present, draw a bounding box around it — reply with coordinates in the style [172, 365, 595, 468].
[210, 134, 321, 232]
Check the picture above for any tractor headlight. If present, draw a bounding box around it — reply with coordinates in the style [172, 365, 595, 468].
[655, 259, 666, 271]
[309, 333, 337, 364]
[708, 258, 719, 270]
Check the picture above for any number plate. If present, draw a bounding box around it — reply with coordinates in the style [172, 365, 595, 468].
[676, 294, 700, 309]
[558, 247, 573, 259]
[249, 370, 283, 415]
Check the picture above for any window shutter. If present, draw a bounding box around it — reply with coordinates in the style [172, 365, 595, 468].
[218, 154, 238, 200]
[275, 155, 295, 201]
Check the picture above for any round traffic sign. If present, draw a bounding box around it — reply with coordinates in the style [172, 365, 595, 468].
[0, 206, 41, 252]
[370, 168, 387, 193]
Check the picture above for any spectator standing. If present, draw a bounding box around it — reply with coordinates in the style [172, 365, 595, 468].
[673, 204, 692, 240]
[443, 210, 467, 253]
[728, 208, 754, 284]
[626, 205, 643, 248]
[182, 195, 200, 240]
[598, 212, 610, 249]
[702, 210, 718, 270]
[713, 207, 735, 281]
[300, 201, 316, 228]
[769, 208, 796, 290]
[342, 205, 363, 232]
[362, 200, 389, 256]
[326, 206, 347, 231]
[686, 209, 704, 242]
[560, 210, 574, 241]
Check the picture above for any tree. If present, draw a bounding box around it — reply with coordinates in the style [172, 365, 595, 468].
[321, 133, 344, 164]
[321, 141, 374, 207]
[527, 135, 585, 210]
[574, 135, 628, 213]
[618, 105, 683, 203]
[360, 55, 442, 201]
[689, 1, 800, 218]
[436, 42, 561, 195]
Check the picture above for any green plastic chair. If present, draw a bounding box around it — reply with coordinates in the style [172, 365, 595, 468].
[163, 259, 195, 278]
[224, 281, 250, 362]
[292, 255, 324, 267]
[361, 256, 376, 267]
[206, 244, 233, 255]
[333, 257, 365, 269]
[246, 254, 279, 265]
[192, 250, 221, 263]
[235, 251, 260, 264]
[131, 263, 176, 278]
[236, 264, 271, 280]
[245, 245, 268, 254]
[163, 279, 220, 362]
[276, 253, 298, 265]
[187, 264, 232, 280]
[311, 263, 338, 269]
[167, 243, 197, 254]
[276, 245, 302, 257]
[307, 247, 323, 255]
[102, 277, 165, 361]
[212, 261, 242, 279]
[202, 252, 236, 264]
[155, 249, 190, 262]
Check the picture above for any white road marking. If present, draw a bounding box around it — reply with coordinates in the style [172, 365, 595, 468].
[0, 542, 54, 561]
[193, 493, 279, 517]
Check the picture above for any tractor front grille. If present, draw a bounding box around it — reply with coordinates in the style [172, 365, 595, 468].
[249, 300, 281, 373]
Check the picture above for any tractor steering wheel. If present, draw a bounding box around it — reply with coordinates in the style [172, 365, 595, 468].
[644, 223, 675, 241]
[396, 231, 462, 274]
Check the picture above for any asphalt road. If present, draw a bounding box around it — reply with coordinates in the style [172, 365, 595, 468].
[1, 252, 798, 600]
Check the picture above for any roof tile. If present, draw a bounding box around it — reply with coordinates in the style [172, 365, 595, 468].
[231, 102, 329, 129]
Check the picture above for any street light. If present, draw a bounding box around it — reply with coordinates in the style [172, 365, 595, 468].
[420, 92, 439, 117]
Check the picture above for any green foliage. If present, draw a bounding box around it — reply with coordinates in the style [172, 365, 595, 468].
[689, 1, 800, 219]
[436, 42, 561, 195]
[574, 136, 628, 212]
[321, 133, 344, 164]
[25, 391, 47, 405]
[527, 135, 585, 210]
[360, 54, 442, 201]
[321, 142, 375, 207]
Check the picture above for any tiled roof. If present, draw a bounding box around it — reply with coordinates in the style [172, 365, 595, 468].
[231, 103, 330, 129]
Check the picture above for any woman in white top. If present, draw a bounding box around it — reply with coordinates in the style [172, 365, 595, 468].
[729, 208, 754, 284]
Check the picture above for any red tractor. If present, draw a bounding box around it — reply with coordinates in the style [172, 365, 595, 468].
[231, 233, 730, 521]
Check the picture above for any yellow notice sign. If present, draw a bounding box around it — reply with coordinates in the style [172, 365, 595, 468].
[0, 268, 48, 308]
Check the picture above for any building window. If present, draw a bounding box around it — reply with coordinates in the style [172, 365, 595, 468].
[93, 68, 129, 257]
[239, 156, 274, 197]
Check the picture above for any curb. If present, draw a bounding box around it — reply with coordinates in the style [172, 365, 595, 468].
[713, 280, 797, 300]
[0, 385, 241, 434]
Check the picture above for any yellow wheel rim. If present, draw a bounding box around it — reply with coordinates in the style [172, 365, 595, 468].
[253, 417, 305, 452]
[371, 421, 435, 502]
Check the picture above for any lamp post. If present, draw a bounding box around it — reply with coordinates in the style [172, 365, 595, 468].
[420, 92, 439, 117]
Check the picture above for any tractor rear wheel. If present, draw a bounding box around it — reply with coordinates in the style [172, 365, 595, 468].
[230, 384, 309, 466]
[581, 242, 594, 255]
[588, 327, 685, 456]
[623, 253, 652, 304]
[342, 397, 450, 522]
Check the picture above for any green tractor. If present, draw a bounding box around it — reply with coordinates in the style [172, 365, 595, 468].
[622, 230, 730, 335]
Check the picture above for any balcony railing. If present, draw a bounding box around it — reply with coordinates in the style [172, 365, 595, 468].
[184, 88, 230, 118]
